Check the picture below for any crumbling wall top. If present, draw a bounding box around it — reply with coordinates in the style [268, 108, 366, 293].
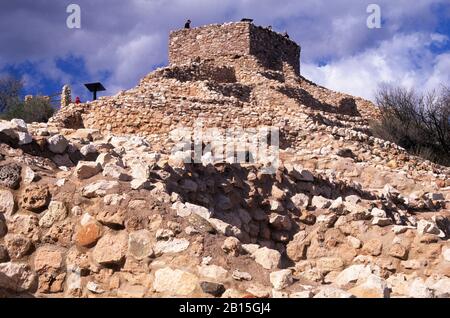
[169, 22, 301, 75]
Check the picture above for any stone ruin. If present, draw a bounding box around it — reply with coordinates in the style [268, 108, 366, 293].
[169, 22, 301, 78]
[0, 21, 448, 299]
[50, 22, 379, 149]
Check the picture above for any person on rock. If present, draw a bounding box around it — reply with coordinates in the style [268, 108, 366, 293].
[75, 96, 81, 104]
[184, 19, 191, 29]
[282, 31, 290, 39]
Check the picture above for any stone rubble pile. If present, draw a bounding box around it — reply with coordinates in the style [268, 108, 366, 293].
[1, 22, 449, 298]
[0, 118, 448, 298]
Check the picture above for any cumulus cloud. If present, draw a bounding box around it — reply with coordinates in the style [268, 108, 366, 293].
[0, 0, 448, 101]
[303, 32, 450, 100]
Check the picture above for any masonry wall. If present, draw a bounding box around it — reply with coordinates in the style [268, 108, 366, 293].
[249, 24, 300, 75]
[169, 22, 301, 75]
[169, 23, 251, 65]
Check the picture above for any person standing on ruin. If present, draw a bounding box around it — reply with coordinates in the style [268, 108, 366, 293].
[185, 19, 191, 29]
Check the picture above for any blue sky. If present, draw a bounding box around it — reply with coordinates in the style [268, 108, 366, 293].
[0, 0, 449, 103]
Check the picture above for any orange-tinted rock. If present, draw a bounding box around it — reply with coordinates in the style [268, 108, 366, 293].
[74, 222, 103, 248]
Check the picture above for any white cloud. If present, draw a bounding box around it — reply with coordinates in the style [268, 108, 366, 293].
[302, 32, 450, 101]
[0, 0, 448, 101]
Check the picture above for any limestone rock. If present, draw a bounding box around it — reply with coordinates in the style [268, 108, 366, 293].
[286, 231, 309, 262]
[362, 239, 383, 256]
[417, 219, 445, 237]
[290, 290, 314, 298]
[290, 193, 309, 209]
[128, 229, 153, 260]
[75, 161, 101, 179]
[271, 185, 285, 200]
[370, 207, 387, 218]
[47, 134, 69, 154]
[0, 189, 15, 216]
[443, 247, 450, 262]
[372, 217, 392, 227]
[22, 166, 36, 185]
[82, 180, 119, 198]
[314, 286, 354, 298]
[4, 234, 32, 260]
[348, 274, 390, 298]
[335, 264, 373, 287]
[389, 244, 409, 260]
[198, 264, 228, 282]
[408, 278, 434, 298]
[153, 267, 198, 296]
[33, 245, 64, 272]
[39, 201, 67, 227]
[154, 238, 189, 255]
[316, 257, 345, 274]
[232, 270, 252, 281]
[311, 196, 331, 209]
[102, 163, 131, 181]
[429, 277, 450, 298]
[270, 269, 293, 290]
[92, 231, 128, 265]
[0, 262, 37, 292]
[253, 247, 281, 270]
[221, 237, 242, 256]
[346, 236, 362, 249]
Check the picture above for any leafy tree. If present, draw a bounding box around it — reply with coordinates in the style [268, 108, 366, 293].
[1, 97, 55, 123]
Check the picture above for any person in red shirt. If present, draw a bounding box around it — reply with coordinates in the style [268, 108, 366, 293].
[75, 96, 81, 104]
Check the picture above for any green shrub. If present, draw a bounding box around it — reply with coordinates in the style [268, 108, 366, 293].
[1, 97, 55, 123]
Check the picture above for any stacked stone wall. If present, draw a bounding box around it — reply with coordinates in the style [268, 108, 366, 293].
[169, 22, 300, 77]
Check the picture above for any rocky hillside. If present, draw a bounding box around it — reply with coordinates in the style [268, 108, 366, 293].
[0, 113, 449, 298]
[0, 22, 449, 298]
